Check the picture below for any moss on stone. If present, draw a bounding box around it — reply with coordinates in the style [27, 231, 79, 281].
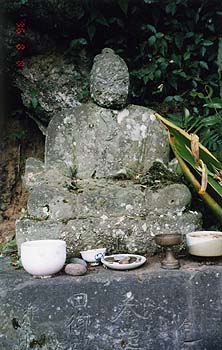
[138, 161, 181, 190]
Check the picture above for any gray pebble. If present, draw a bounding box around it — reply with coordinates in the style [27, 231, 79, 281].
[69, 257, 87, 267]
[65, 263, 87, 276]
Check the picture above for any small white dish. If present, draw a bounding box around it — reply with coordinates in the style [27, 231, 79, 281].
[101, 254, 146, 270]
[21, 239, 66, 277]
[80, 248, 106, 263]
[186, 231, 222, 257]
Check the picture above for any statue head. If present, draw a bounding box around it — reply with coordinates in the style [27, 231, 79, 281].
[90, 48, 129, 109]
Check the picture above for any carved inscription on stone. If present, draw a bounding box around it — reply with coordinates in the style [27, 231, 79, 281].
[65, 293, 90, 350]
[110, 292, 148, 350]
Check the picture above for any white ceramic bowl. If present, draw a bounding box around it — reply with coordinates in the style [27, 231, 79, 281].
[186, 231, 222, 257]
[80, 248, 106, 263]
[21, 240, 66, 277]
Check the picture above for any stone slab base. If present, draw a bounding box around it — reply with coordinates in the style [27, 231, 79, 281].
[1, 257, 222, 349]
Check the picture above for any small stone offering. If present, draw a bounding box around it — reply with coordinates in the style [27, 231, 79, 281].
[119, 259, 131, 264]
[69, 257, 87, 267]
[65, 263, 87, 276]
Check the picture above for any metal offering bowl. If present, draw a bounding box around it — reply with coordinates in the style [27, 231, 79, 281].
[155, 233, 182, 270]
[155, 233, 182, 247]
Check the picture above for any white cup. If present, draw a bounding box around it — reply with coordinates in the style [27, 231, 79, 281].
[21, 239, 66, 277]
[80, 248, 106, 263]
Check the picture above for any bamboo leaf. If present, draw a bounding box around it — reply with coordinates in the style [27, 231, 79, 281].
[155, 112, 222, 221]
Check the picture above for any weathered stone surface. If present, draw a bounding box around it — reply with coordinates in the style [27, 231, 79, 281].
[23, 158, 66, 191]
[18, 156, 202, 256]
[27, 185, 77, 220]
[90, 48, 129, 109]
[15, 53, 88, 133]
[45, 103, 169, 178]
[23, 157, 45, 190]
[17, 167, 201, 256]
[25, 179, 194, 220]
[65, 263, 87, 276]
[1, 257, 222, 350]
[16, 219, 63, 254]
[77, 183, 145, 217]
[16, 208, 201, 256]
[145, 183, 192, 212]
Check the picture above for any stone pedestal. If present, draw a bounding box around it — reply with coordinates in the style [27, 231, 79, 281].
[1, 257, 222, 350]
[16, 160, 201, 256]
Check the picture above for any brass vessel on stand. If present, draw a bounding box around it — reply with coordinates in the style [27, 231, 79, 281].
[155, 233, 182, 270]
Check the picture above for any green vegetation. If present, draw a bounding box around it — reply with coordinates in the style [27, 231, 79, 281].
[0, 239, 22, 269]
[71, 0, 221, 159]
[155, 112, 222, 222]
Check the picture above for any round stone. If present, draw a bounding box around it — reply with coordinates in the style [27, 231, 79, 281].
[69, 257, 87, 267]
[65, 263, 87, 276]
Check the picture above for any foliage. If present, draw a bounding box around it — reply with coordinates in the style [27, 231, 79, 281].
[0, 239, 17, 255]
[168, 87, 222, 161]
[155, 112, 222, 222]
[77, 81, 90, 102]
[74, 0, 221, 101]
[67, 0, 222, 158]
[8, 129, 26, 139]
[0, 239, 22, 269]
[30, 90, 38, 110]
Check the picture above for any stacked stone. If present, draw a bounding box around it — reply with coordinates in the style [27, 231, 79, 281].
[16, 49, 201, 256]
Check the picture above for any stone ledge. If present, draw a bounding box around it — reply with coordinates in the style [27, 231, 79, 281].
[1, 257, 222, 349]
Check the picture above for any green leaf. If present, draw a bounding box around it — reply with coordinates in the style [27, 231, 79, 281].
[174, 95, 183, 102]
[96, 15, 109, 27]
[148, 35, 156, 46]
[190, 91, 206, 99]
[154, 69, 161, 79]
[200, 61, 209, 70]
[201, 46, 206, 56]
[184, 32, 194, 39]
[143, 75, 150, 84]
[203, 101, 222, 109]
[117, 0, 128, 15]
[156, 32, 163, 39]
[217, 38, 222, 73]
[164, 96, 174, 102]
[146, 24, 156, 34]
[184, 107, 190, 119]
[2, 239, 17, 254]
[203, 40, 214, 46]
[175, 35, 183, 49]
[184, 52, 190, 61]
[165, 2, 177, 15]
[69, 38, 87, 49]
[31, 96, 38, 109]
[205, 85, 213, 98]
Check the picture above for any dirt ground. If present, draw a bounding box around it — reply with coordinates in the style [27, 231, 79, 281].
[0, 111, 45, 248]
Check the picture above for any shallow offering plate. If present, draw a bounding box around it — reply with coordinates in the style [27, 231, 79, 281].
[101, 254, 146, 270]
